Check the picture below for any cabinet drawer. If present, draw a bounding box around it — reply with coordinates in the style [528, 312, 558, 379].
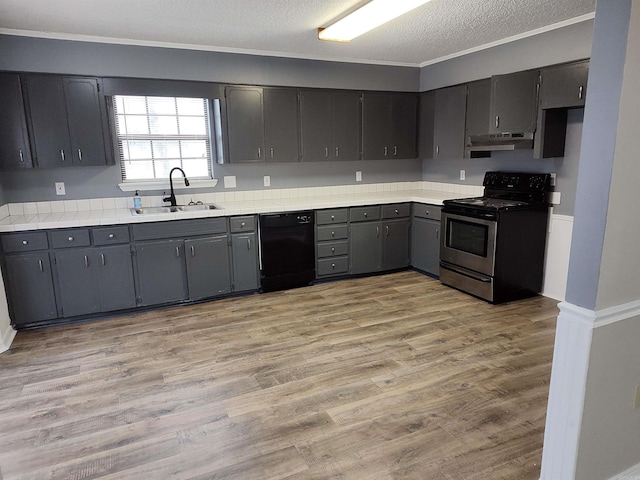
[317, 225, 349, 242]
[413, 204, 441, 221]
[317, 240, 348, 258]
[382, 203, 411, 219]
[317, 257, 349, 276]
[230, 216, 255, 233]
[133, 218, 227, 240]
[350, 206, 381, 222]
[316, 209, 348, 225]
[1, 232, 49, 253]
[92, 226, 130, 245]
[49, 229, 91, 249]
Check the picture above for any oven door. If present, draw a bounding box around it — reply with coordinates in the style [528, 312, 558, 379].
[440, 211, 497, 276]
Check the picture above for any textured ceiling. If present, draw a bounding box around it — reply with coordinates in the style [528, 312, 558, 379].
[0, 0, 595, 66]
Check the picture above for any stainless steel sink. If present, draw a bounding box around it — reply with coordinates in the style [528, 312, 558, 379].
[130, 203, 220, 215]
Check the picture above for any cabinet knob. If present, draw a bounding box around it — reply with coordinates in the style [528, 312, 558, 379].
[331, 215, 335, 221]
[241, 222, 246, 227]
[331, 231, 335, 237]
[331, 263, 336, 270]
[22, 240, 28, 245]
[68, 236, 74, 242]
[108, 233, 115, 239]
[364, 212, 368, 218]
[425, 210, 430, 216]
[331, 247, 335, 253]
[394, 209, 399, 215]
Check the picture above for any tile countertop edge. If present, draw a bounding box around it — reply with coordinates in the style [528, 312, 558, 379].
[0, 190, 460, 233]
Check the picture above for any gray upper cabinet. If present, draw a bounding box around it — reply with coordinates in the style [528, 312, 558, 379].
[363, 93, 418, 160]
[24, 74, 109, 167]
[418, 91, 435, 159]
[263, 88, 299, 162]
[0, 73, 33, 170]
[225, 86, 299, 163]
[4, 253, 57, 326]
[299, 90, 360, 161]
[490, 70, 539, 134]
[433, 85, 467, 159]
[539, 60, 589, 109]
[185, 236, 232, 300]
[465, 79, 492, 137]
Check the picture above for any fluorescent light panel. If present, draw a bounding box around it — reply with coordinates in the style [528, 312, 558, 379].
[318, 0, 432, 42]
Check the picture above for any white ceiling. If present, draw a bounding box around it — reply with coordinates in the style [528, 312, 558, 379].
[0, 0, 595, 67]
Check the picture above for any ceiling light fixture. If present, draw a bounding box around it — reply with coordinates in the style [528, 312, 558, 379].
[318, 0, 432, 42]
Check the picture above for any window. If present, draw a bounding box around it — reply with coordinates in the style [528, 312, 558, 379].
[113, 95, 213, 181]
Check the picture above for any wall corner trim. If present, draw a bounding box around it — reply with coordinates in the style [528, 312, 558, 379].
[0, 325, 16, 354]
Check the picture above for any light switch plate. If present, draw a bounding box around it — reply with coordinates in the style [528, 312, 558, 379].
[263, 176, 271, 187]
[356, 171, 362, 182]
[55, 182, 66, 195]
[223, 176, 236, 188]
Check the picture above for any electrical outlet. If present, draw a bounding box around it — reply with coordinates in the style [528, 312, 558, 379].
[356, 171, 362, 182]
[550, 173, 557, 187]
[634, 385, 640, 409]
[55, 182, 66, 195]
[460, 170, 466, 181]
[223, 176, 236, 188]
[263, 176, 271, 187]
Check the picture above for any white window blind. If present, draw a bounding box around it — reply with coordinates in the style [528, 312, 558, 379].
[113, 95, 213, 181]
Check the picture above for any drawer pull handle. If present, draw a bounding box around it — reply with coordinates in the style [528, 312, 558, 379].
[101, 253, 106, 266]
[84, 255, 89, 267]
[22, 240, 28, 245]
[68, 236, 74, 242]
[108, 233, 114, 239]
[331, 247, 335, 253]
[38, 259, 44, 272]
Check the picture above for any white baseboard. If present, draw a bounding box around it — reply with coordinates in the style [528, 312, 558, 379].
[0, 324, 16, 354]
[610, 462, 640, 479]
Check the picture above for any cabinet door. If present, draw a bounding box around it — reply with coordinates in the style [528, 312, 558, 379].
[465, 79, 491, 137]
[4, 254, 57, 326]
[136, 240, 188, 306]
[418, 91, 435, 159]
[299, 90, 332, 161]
[264, 88, 299, 162]
[350, 222, 382, 274]
[390, 94, 418, 159]
[96, 245, 136, 312]
[490, 70, 539, 133]
[25, 75, 72, 168]
[433, 85, 466, 159]
[63, 77, 108, 166]
[226, 86, 265, 162]
[411, 217, 440, 276]
[0, 73, 33, 170]
[362, 93, 390, 160]
[232, 232, 259, 292]
[55, 248, 100, 317]
[382, 219, 410, 270]
[540, 61, 589, 109]
[332, 92, 361, 161]
[185, 236, 231, 300]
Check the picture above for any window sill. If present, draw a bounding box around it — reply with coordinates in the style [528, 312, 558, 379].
[118, 179, 219, 192]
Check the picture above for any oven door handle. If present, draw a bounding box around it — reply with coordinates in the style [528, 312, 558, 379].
[440, 262, 492, 282]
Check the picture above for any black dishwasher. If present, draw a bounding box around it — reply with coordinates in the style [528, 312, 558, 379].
[259, 211, 315, 292]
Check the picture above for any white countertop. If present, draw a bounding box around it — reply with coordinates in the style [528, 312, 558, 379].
[0, 189, 462, 233]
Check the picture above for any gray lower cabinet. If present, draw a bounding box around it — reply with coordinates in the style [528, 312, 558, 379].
[315, 208, 350, 279]
[382, 219, 411, 271]
[135, 239, 188, 307]
[350, 222, 382, 274]
[54, 245, 136, 317]
[3, 253, 57, 326]
[231, 232, 259, 291]
[185, 236, 231, 300]
[410, 204, 442, 276]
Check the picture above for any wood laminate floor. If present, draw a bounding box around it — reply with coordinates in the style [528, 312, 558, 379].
[0, 271, 558, 480]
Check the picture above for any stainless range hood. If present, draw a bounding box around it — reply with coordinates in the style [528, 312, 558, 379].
[466, 132, 534, 153]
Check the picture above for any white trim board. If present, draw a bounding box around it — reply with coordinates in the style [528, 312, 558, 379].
[609, 462, 640, 480]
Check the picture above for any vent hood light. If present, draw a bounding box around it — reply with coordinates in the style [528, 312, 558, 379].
[318, 0, 432, 42]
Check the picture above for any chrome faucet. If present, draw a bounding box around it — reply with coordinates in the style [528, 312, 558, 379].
[163, 167, 190, 207]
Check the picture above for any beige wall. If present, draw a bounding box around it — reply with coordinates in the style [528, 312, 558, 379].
[596, 0, 640, 310]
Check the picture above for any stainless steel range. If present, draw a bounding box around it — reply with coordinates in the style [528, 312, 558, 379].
[440, 171, 551, 303]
